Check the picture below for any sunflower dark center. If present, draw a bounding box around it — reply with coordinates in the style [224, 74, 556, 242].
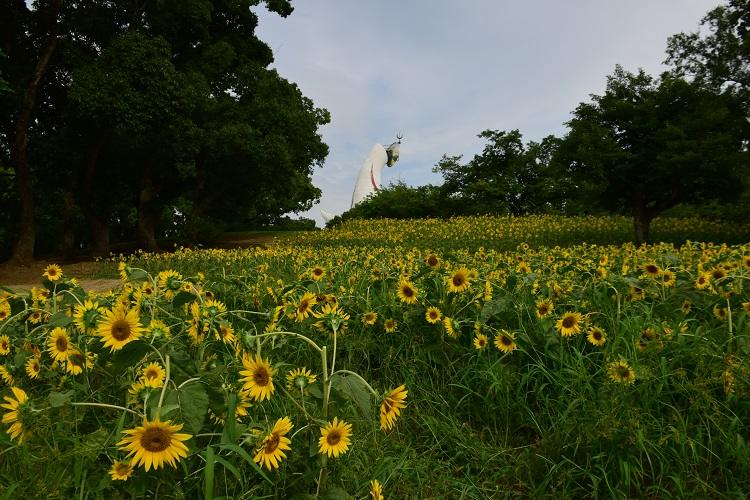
[56, 336, 68, 352]
[115, 463, 130, 475]
[478, 339, 486, 346]
[402, 286, 414, 297]
[452, 275, 465, 287]
[646, 265, 658, 274]
[562, 317, 575, 328]
[538, 306, 549, 315]
[593, 331, 602, 340]
[326, 430, 342, 446]
[254, 367, 270, 386]
[264, 433, 280, 453]
[145, 368, 159, 379]
[111, 320, 132, 341]
[298, 301, 310, 313]
[427, 256, 438, 266]
[430, 311, 438, 319]
[501, 336, 512, 346]
[314, 268, 323, 276]
[141, 427, 171, 452]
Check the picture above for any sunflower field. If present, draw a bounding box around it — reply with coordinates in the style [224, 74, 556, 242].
[1, 215, 750, 498]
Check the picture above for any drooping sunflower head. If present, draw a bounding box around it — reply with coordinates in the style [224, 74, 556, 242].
[370, 480, 384, 500]
[425, 306, 442, 324]
[73, 300, 104, 334]
[117, 417, 192, 471]
[1, 386, 31, 443]
[66, 350, 94, 376]
[239, 354, 275, 401]
[380, 385, 407, 431]
[97, 307, 144, 352]
[494, 330, 517, 354]
[396, 279, 418, 304]
[318, 417, 352, 458]
[442, 317, 459, 338]
[555, 311, 582, 337]
[0, 365, 14, 385]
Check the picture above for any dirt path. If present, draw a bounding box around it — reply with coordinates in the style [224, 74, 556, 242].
[0, 260, 119, 293]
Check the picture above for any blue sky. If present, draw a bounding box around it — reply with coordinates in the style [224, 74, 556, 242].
[254, 1, 719, 225]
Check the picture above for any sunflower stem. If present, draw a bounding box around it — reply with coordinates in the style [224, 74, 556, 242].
[157, 355, 171, 415]
[248, 331, 322, 353]
[71, 402, 142, 417]
[317, 345, 329, 495]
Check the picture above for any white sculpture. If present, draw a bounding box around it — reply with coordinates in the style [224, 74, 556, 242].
[321, 135, 402, 224]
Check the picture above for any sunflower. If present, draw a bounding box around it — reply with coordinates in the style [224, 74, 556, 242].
[642, 262, 661, 278]
[681, 300, 692, 314]
[425, 306, 442, 324]
[127, 381, 149, 406]
[473, 333, 489, 350]
[239, 354, 275, 401]
[313, 303, 350, 335]
[483, 280, 493, 301]
[425, 253, 440, 268]
[66, 351, 94, 375]
[535, 299, 554, 318]
[0, 366, 14, 385]
[43, 264, 63, 282]
[318, 417, 352, 458]
[141, 362, 166, 388]
[97, 307, 144, 352]
[73, 300, 103, 334]
[311, 266, 326, 281]
[607, 360, 636, 385]
[0, 301, 10, 322]
[156, 270, 183, 290]
[109, 460, 134, 481]
[709, 266, 727, 282]
[586, 326, 606, 346]
[380, 385, 407, 431]
[743, 255, 750, 270]
[742, 301, 750, 314]
[254, 417, 293, 470]
[216, 322, 236, 344]
[25, 357, 41, 379]
[293, 292, 317, 322]
[396, 279, 418, 305]
[383, 318, 397, 333]
[117, 417, 192, 471]
[494, 330, 517, 354]
[661, 270, 676, 287]
[713, 304, 728, 321]
[2, 386, 30, 443]
[286, 367, 317, 392]
[47, 327, 74, 362]
[446, 268, 471, 293]
[147, 319, 171, 339]
[555, 312, 582, 337]
[695, 272, 711, 290]
[361, 311, 378, 326]
[0, 335, 10, 356]
[370, 479, 384, 500]
[442, 317, 459, 338]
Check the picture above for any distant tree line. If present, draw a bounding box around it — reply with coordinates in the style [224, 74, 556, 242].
[1, 0, 328, 263]
[333, 1, 750, 244]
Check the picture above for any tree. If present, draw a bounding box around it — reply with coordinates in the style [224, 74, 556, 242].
[433, 130, 560, 216]
[555, 66, 749, 244]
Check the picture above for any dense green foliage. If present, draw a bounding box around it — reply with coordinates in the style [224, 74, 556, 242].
[0, 0, 328, 261]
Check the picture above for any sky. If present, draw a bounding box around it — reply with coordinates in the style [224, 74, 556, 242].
[253, 1, 719, 226]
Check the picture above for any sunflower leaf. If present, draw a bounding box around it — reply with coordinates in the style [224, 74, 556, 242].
[48, 311, 73, 328]
[164, 381, 209, 435]
[172, 291, 196, 308]
[331, 374, 372, 419]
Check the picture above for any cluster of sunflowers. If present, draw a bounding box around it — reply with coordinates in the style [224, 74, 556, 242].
[0, 262, 405, 497]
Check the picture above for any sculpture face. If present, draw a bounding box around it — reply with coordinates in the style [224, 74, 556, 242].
[386, 142, 400, 167]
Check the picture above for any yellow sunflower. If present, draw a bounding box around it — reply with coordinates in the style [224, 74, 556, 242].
[607, 360, 636, 385]
[43, 264, 63, 282]
[254, 416, 293, 470]
[383, 318, 397, 333]
[642, 262, 661, 278]
[97, 307, 144, 351]
[361, 311, 378, 326]
[47, 327, 74, 362]
[370, 480, 384, 500]
[555, 311, 582, 337]
[695, 272, 711, 290]
[25, 357, 41, 379]
[425, 306, 442, 324]
[310, 266, 326, 281]
[0, 335, 10, 356]
[117, 417, 192, 471]
[109, 460, 134, 481]
[2, 386, 30, 443]
[446, 268, 471, 293]
[239, 354, 275, 401]
[216, 322, 236, 344]
[0, 366, 14, 385]
[494, 330, 517, 354]
[586, 326, 606, 347]
[443, 317, 459, 338]
[318, 417, 352, 458]
[425, 253, 440, 268]
[473, 333, 489, 350]
[141, 362, 166, 388]
[66, 351, 94, 375]
[535, 299, 554, 318]
[73, 300, 103, 334]
[396, 279, 419, 305]
[293, 292, 317, 322]
[380, 385, 407, 431]
[0, 300, 10, 322]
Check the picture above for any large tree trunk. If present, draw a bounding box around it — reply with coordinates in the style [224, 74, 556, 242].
[9, 0, 63, 264]
[61, 191, 77, 259]
[86, 214, 110, 258]
[633, 213, 653, 246]
[80, 138, 111, 257]
[136, 164, 160, 252]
